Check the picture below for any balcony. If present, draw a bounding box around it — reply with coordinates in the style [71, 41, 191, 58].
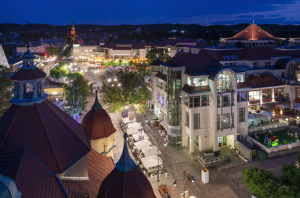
[279, 77, 300, 85]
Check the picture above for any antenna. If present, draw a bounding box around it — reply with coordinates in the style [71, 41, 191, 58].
[253, 15, 254, 24]
[26, 20, 31, 48]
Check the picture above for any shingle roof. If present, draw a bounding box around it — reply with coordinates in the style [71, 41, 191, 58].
[82, 92, 116, 140]
[0, 100, 90, 174]
[10, 67, 46, 81]
[182, 85, 211, 94]
[97, 133, 155, 198]
[243, 74, 283, 89]
[157, 38, 200, 47]
[148, 59, 165, 66]
[155, 72, 167, 81]
[2, 146, 67, 198]
[223, 24, 285, 41]
[62, 150, 115, 198]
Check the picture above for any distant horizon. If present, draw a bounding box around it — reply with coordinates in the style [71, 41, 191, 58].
[1, 0, 300, 26]
[0, 22, 299, 26]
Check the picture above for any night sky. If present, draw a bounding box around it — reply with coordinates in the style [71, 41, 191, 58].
[1, 0, 300, 25]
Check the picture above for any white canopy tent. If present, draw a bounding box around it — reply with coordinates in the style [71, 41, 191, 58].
[127, 128, 140, 135]
[248, 114, 255, 119]
[259, 111, 273, 117]
[141, 146, 161, 157]
[127, 122, 142, 129]
[140, 156, 163, 170]
[132, 133, 149, 141]
[133, 140, 152, 150]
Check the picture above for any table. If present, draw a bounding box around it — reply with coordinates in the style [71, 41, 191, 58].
[133, 140, 152, 150]
[132, 133, 149, 141]
[140, 156, 163, 172]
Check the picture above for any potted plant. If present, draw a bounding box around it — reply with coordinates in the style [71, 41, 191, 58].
[165, 170, 168, 176]
[142, 167, 147, 174]
[154, 172, 157, 179]
[131, 147, 135, 153]
[150, 173, 154, 178]
[164, 141, 167, 147]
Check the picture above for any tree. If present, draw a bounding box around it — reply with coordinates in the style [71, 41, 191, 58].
[46, 46, 58, 57]
[0, 66, 13, 116]
[146, 48, 171, 63]
[62, 46, 72, 57]
[242, 166, 279, 198]
[50, 62, 69, 80]
[100, 69, 152, 113]
[63, 74, 89, 116]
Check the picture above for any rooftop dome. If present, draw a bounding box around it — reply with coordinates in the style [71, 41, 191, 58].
[97, 133, 156, 198]
[0, 174, 22, 198]
[82, 91, 116, 140]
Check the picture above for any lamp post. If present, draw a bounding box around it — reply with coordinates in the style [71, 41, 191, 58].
[173, 171, 195, 198]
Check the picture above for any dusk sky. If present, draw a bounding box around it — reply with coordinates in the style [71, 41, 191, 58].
[1, 0, 300, 25]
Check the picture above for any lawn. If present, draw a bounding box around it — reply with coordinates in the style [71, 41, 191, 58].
[250, 130, 299, 147]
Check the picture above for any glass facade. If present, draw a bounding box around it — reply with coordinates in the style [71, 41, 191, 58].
[167, 70, 182, 139]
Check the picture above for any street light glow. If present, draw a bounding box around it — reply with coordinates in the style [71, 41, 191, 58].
[114, 78, 117, 81]
[118, 83, 121, 87]
[108, 79, 111, 82]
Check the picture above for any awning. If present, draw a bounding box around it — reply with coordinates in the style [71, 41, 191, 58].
[133, 140, 152, 150]
[141, 146, 161, 157]
[160, 119, 168, 130]
[293, 106, 300, 111]
[276, 104, 289, 108]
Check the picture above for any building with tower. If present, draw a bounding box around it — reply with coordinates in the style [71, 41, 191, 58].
[97, 133, 156, 198]
[149, 23, 300, 153]
[82, 90, 117, 158]
[0, 47, 115, 197]
[71, 20, 76, 39]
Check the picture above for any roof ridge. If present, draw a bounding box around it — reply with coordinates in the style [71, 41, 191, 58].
[43, 100, 90, 150]
[0, 105, 21, 150]
[35, 103, 62, 172]
[3, 146, 26, 182]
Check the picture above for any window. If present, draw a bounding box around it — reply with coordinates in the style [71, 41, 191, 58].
[249, 91, 260, 101]
[133, 49, 140, 59]
[253, 62, 259, 68]
[237, 75, 243, 83]
[201, 95, 209, 106]
[275, 88, 283, 97]
[193, 78, 207, 86]
[194, 96, 200, 107]
[164, 83, 168, 92]
[189, 96, 193, 108]
[222, 95, 230, 106]
[239, 108, 245, 122]
[187, 77, 191, 86]
[158, 93, 160, 104]
[161, 94, 164, 106]
[262, 89, 271, 99]
[241, 91, 248, 101]
[265, 62, 271, 67]
[160, 66, 164, 73]
[237, 91, 240, 102]
[186, 112, 190, 128]
[222, 113, 230, 129]
[157, 79, 163, 89]
[194, 113, 200, 129]
[184, 94, 189, 106]
[217, 96, 221, 107]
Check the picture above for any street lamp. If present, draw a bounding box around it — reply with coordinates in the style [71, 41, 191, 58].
[173, 171, 195, 197]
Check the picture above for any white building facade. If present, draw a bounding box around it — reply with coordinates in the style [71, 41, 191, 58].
[150, 24, 300, 153]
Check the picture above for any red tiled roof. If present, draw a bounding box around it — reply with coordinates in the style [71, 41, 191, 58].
[97, 166, 156, 198]
[182, 85, 211, 93]
[223, 24, 284, 41]
[82, 108, 116, 140]
[157, 38, 200, 47]
[167, 50, 224, 72]
[2, 147, 67, 198]
[62, 150, 115, 198]
[0, 99, 90, 174]
[155, 72, 167, 81]
[10, 67, 46, 81]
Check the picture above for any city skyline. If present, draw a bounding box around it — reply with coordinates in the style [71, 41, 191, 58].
[1, 0, 300, 25]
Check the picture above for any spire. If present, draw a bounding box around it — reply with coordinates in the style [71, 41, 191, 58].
[92, 90, 102, 109]
[116, 133, 136, 172]
[253, 15, 255, 24]
[72, 20, 75, 29]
